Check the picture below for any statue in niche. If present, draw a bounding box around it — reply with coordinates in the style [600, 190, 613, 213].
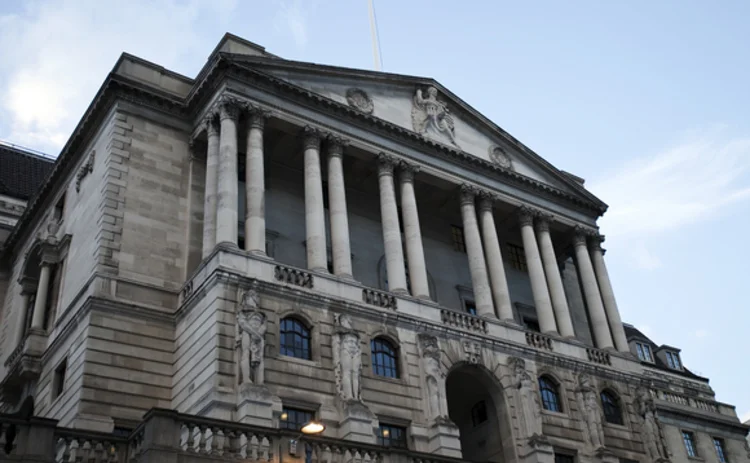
[576, 374, 605, 450]
[509, 357, 543, 440]
[236, 288, 267, 386]
[636, 387, 670, 462]
[411, 86, 459, 147]
[332, 314, 362, 401]
[419, 334, 448, 421]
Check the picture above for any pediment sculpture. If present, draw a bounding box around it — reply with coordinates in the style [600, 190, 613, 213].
[412, 86, 459, 147]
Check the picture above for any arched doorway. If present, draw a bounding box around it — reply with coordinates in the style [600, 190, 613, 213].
[446, 363, 514, 463]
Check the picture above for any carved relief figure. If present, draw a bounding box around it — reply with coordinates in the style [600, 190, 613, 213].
[509, 357, 543, 440]
[411, 86, 459, 147]
[636, 387, 669, 462]
[576, 374, 605, 450]
[332, 314, 362, 401]
[236, 288, 267, 385]
[419, 334, 448, 421]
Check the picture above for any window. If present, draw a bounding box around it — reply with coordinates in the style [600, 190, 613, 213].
[280, 406, 313, 431]
[377, 424, 407, 448]
[280, 318, 311, 360]
[507, 243, 527, 272]
[471, 400, 488, 426]
[451, 225, 466, 253]
[524, 317, 541, 333]
[52, 358, 67, 400]
[713, 437, 728, 463]
[682, 431, 698, 458]
[53, 194, 66, 222]
[635, 342, 653, 362]
[554, 454, 575, 463]
[665, 352, 681, 370]
[464, 300, 477, 316]
[601, 390, 623, 425]
[539, 376, 562, 412]
[371, 338, 399, 378]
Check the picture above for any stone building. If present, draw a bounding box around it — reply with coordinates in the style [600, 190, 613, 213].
[0, 33, 747, 463]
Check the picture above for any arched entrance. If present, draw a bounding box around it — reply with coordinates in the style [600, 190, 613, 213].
[446, 363, 514, 463]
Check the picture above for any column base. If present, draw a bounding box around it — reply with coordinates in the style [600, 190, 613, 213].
[480, 312, 499, 320]
[391, 288, 409, 295]
[427, 418, 462, 458]
[235, 383, 282, 427]
[310, 267, 330, 274]
[337, 400, 376, 444]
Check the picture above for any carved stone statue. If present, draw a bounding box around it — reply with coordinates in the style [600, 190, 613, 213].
[576, 374, 605, 450]
[236, 288, 266, 385]
[419, 334, 448, 421]
[332, 314, 362, 401]
[411, 86, 458, 147]
[509, 357, 543, 440]
[636, 387, 669, 462]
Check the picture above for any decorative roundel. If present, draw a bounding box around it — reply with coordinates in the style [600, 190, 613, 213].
[345, 88, 374, 114]
[489, 145, 513, 170]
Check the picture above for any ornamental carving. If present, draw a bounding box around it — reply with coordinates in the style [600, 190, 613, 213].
[419, 334, 448, 421]
[636, 387, 670, 462]
[489, 145, 513, 170]
[411, 86, 459, 147]
[332, 314, 362, 402]
[576, 374, 605, 451]
[463, 341, 482, 364]
[76, 151, 95, 193]
[236, 288, 266, 386]
[345, 88, 374, 114]
[509, 357, 544, 440]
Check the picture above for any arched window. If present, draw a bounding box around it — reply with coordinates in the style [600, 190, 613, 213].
[539, 376, 562, 412]
[600, 390, 623, 425]
[280, 318, 311, 360]
[371, 338, 399, 378]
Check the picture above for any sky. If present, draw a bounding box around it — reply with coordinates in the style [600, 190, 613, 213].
[1, 0, 749, 421]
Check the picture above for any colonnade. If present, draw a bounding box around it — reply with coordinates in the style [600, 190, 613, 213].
[198, 97, 628, 352]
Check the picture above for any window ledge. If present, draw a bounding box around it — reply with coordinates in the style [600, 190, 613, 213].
[366, 373, 408, 386]
[276, 354, 319, 368]
[541, 409, 568, 419]
[603, 422, 628, 431]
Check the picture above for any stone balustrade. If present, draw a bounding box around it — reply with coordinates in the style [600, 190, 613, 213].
[524, 331, 553, 351]
[274, 265, 314, 288]
[585, 347, 611, 366]
[55, 427, 129, 462]
[440, 309, 488, 334]
[363, 288, 397, 310]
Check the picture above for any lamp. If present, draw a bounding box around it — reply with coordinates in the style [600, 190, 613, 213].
[300, 421, 325, 435]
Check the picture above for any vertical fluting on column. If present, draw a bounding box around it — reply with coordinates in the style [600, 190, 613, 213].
[518, 207, 557, 334]
[326, 135, 353, 278]
[589, 235, 629, 352]
[477, 193, 513, 320]
[303, 126, 328, 272]
[202, 113, 220, 258]
[460, 185, 495, 317]
[30, 263, 52, 330]
[377, 153, 408, 293]
[399, 162, 430, 299]
[573, 228, 614, 349]
[244, 107, 269, 253]
[535, 215, 575, 338]
[215, 99, 240, 246]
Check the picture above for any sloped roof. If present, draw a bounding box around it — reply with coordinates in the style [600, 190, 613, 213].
[0, 143, 54, 201]
[623, 324, 707, 382]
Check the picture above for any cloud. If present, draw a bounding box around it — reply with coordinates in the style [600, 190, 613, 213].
[274, 0, 309, 49]
[0, 0, 237, 155]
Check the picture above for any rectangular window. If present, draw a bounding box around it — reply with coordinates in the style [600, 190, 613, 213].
[471, 400, 488, 426]
[377, 424, 407, 448]
[464, 300, 477, 316]
[682, 431, 698, 458]
[451, 225, 466, 253]
[554, 454, 575, 463]
[506, 243, 527, 272]
[523, 317, 541, 333]
[635, 342, 653, 362]
[713, 437, 728, 463]
[53, 358, 67, 400]
[666, 352, 681, 370]
[280, 407, 313, 431]
[53, 193, 66, 222]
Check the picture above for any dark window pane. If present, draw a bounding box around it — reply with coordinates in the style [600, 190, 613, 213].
[371, 339, 399, 379]
[280, 407, 313, 431]
[451, 225, 466, 253]
[464, 300, 477, 316]
[507, 243, 528, 272]
[377, 424, 407, 448]
[471, 400, 488, 426]
[554, 454, 575, 463]
[539, 376, 561, 412]
[280, 318, 311, 360]
[713, 438, 727, 463]
[682, 431, 698, 458]
[601, 391, 623, 425]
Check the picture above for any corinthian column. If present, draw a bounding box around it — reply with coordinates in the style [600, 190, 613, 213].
[215, 99, 240, 246]
[30, 263, 52, 330]
[303, 126, 328, 272]
[477, 193, 513, 320]
[460, 185, 495, 317]
[244, 107, 269, 253]
[535, 215, 575, 338]
[518, 207, 557, 334]
[589, 235, 629, 352]
[573, 228, 614, 349]
[399, 162, 430, 299]
[202, 113, 220, 258]
[327, 135, 353, 278]
[377, 153, 407, 293]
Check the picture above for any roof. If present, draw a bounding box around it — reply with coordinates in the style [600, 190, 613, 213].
[0, 143, 54, 201]
[623, 324, 708, 382]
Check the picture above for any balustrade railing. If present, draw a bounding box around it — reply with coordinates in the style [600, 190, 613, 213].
[54, 427, 129, 462]
[441, 310, 487, 334]
[274, 265, 314, 288]
[586, 348, 611, 366]
[362, 288, 397, 310]
[525, 331, 553, 351]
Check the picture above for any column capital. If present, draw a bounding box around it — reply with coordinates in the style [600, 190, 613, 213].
[459, 183, 480, 205]
[326, 134, 349, 157]
[246, 106, 270, 130]
[399, 161, 420, 183]
[534, 214, 554, 233]
[587, 233, 605, 252]
[218, 97, 241, 121]
[517, 205, 539, 227]
[204, 113, 220, 137]
[573, 226, 597, 247]
[477, 190, 497, 212]
[302, 126, 322, 150]
[377, 152, 399, 176]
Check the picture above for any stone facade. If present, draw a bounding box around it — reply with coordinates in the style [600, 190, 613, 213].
[0, 33, 747, 463]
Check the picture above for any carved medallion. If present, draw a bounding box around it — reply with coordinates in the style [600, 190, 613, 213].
[489, 145, 513, 170]
[346, 88, 374, 114]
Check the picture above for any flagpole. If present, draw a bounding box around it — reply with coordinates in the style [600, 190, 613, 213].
[368, 0, 381, 71]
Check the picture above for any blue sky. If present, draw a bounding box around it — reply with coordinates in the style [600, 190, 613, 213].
[1, 1, 748, 420]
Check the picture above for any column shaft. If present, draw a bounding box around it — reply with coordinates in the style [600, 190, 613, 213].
[589, 238, 629, 352]
[377, 154, 407, 293]
[478, 195, 513, 320]
[245, 109, 267, 253]
[460, 186, 495, 317]
[303, 127, 328, 271]
[215, 101, 239, 246]
[30, 264, 52, 330]
[519, 208, 557, 334]
[573, 230, 614, 349]
[399, 164, 430, 299]
[327, 137, 353, 277]
[536, 218, 575, 337]
[12, 292, 31, 345]
[202, 115, 220, 258]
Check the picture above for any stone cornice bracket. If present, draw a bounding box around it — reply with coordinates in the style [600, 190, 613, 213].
[377, 152, 400, 176]
[459, 183, 480, 205]
[477, 190, 497, 212]
[398, 160, 420, 182]
[302, 125, 322, 150]
[517, 205, 538, 227]
[218, 96, 241, 121]
[534, 213, 554, 233]
[326, 134, 349, 157]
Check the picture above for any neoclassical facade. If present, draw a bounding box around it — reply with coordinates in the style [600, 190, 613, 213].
[0, 33, 747, 463]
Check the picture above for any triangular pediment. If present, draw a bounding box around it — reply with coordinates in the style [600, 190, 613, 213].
[228, 55, 605, 210]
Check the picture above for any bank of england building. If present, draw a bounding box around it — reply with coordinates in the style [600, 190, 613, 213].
[0, 34, 747, 463]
